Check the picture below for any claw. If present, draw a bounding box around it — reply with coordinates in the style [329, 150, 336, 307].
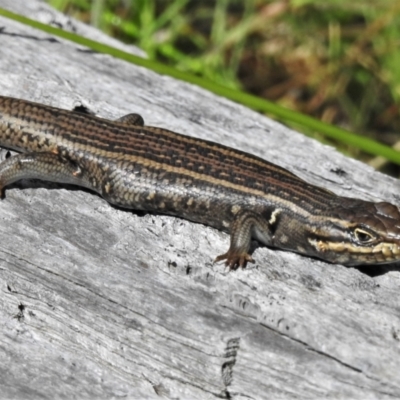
[214, 251, 254, 270]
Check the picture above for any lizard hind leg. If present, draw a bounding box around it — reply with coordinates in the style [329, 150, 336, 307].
[0, 151, 93, 197]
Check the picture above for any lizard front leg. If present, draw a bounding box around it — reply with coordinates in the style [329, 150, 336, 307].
[214, 210, 274, 269]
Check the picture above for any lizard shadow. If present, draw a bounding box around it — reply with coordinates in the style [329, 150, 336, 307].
[353, 263, 400, 277]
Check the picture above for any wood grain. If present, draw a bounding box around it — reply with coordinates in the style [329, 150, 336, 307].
[0, 1, 400, 398]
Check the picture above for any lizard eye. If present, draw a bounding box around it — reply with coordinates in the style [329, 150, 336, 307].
[353, 228, 375, 244]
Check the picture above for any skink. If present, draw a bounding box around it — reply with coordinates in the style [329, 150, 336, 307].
[0, 95, 400, 268]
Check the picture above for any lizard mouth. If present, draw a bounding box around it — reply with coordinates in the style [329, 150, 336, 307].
[308, 238, 400, 265]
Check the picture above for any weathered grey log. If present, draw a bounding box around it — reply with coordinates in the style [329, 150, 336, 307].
[1, 1, 400, 398]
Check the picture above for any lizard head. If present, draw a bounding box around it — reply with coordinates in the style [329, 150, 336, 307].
[307, 198, 400, 265]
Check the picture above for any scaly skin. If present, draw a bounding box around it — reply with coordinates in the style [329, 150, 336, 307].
[0, 95, 400, 267]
